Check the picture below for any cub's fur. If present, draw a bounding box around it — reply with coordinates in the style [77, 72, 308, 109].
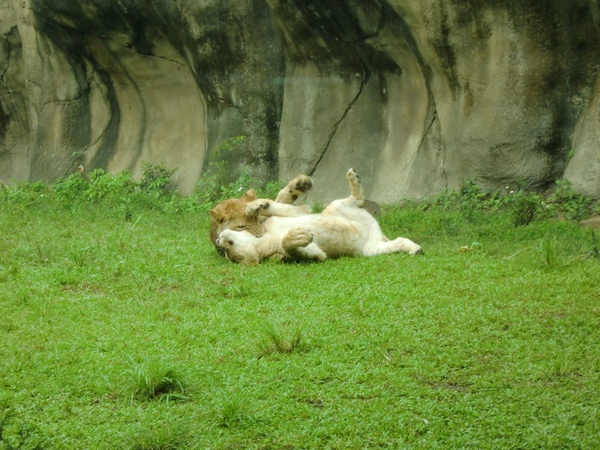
[216, 169, 422, 264]
[209, 175, 313, 250]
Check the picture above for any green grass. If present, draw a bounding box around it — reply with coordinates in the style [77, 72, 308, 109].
[0, 198, 599, 449]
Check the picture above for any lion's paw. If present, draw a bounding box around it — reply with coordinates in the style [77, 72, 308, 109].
[346, 168, 359, 182]
[245, 199, 271, 216]
[283, 227, 313, 251]
[345, 168, 365, 204]
[276, 175, 314, 204]
[292, 175, 313, 194]
[409, 245, 424, 256]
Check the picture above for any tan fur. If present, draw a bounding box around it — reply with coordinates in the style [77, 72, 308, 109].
[274, 175, 313, 204]
[216, 169, 422, 264]
[209, 189, 262, 249]
[209, 175, 313, 251]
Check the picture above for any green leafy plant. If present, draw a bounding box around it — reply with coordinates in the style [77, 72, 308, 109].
[137, 162, 178, 195]
[424, 177, 598, 226]
[549, 179, 592, 221]
[53, 168, 136, 206]
[512, 195, 537, 226]
[196, 136, 246, 204]
[428, 179, 497, 214]
[196, 136, 284, 207]
[0, 181, 49, 206]
[87, 169, 136, 202]
[53, 172, 90, 204]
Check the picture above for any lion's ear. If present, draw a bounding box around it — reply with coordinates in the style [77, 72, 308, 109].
[209, 209, 223, 223]
[241, 189, 256, 202]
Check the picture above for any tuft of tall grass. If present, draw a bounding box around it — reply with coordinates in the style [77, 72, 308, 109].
[540, 238, 559, 269]
[215, 392, 255, 429]
[257, 322, 303, 357]
[124, 356, 189, 403]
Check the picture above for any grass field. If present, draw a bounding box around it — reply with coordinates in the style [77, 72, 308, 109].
[1, 185, 599, 449]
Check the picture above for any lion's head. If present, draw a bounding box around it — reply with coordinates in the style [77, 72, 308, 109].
[209, 189, 265, 251]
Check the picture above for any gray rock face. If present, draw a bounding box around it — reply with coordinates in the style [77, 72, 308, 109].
[1, 0, 599, 201]
[1, 0, 284, 193]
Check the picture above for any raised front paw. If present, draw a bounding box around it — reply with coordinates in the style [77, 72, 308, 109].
[292, 175, 313, 194]
[282, 227, 313, 251]
[275, 175, 314, 204]
[245, 199, 271, 216]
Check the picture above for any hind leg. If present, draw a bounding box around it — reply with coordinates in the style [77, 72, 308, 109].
[391, 238, 423, 255]
[364, 237, 423, 256]
[322, 168, 369, 217]
[275, 175, 313, 204]
[345, 168, 365, 207]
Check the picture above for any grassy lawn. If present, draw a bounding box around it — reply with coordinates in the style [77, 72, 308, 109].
[1, 193, 599, 448]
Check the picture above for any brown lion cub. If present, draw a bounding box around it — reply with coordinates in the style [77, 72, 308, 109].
[209, 175, 313, 251]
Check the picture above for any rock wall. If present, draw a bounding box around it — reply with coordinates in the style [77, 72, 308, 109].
[271, 0, 600, 201]
[1, 0, 599, 201]
[1, 0, 284, 193]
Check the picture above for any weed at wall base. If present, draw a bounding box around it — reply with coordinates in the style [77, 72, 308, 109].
[512, 196, 537, 227]
[427, 177, 596, 225]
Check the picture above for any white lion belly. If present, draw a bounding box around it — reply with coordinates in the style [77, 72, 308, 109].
[264, 214, 366, 257]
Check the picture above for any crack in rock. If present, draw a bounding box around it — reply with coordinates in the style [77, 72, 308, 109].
[40, 82, 92, 109]
[117, 42, 187, 68]
[211, 93, 243, 116]
[0, 27, 18, 91]
[308, 67, 371, 177]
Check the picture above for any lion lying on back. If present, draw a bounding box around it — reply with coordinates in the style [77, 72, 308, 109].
[209, 175, 313, 250]
[215, 169, 422, 264]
